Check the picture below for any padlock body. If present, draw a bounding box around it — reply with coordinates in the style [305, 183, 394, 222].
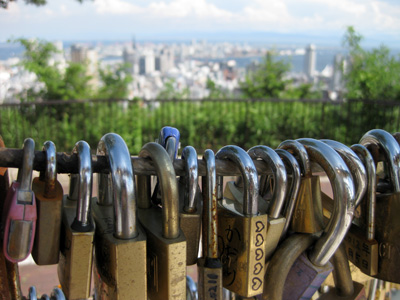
[291, 175, 324, 233]
[282, 253, 333, 300]
[197, 257, 223, 300]
[139, 207, 186, 300]
[344, 223, 378, 276]
[217, 208, 268, 297]
[58, 196, 94, 300]
[372, 192, 400, 283]
[264, 216, 286, 262]
[31, 178, 63, 265]
[2, 181, 36, 263]
[92, 200, 147, 300]
[318, 281, 367, 300]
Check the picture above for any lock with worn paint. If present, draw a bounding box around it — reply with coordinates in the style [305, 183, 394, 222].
[263, 138, 355, 300]
[216, 145, 268, 298]
[57, 140, 95, 300]
[344, 143, 379, 276]
[31, 141, 63, 265]
[2, 138, 36, 263]
[138, 142, 186, 300]
[92, 133, 147, 300]
[178, 146, 202, 265]
[360, 129, 400, 283]
[197, 149, 223, 300]
[278, 140, 325, 234]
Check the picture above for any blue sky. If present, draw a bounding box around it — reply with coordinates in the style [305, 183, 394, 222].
[1, 0, 400, 47]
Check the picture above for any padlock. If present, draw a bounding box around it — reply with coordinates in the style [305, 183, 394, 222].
[92, 133, 147, 300]
[186, 275, 198, 300]
[137, 142, 186, 300]
[31, 141, 63, 265]
[247, 145, 288, 262]
[344, 144, 379, 276]
[2, 138, 36, 262]
[278, 140, 325, 234]
[152, 126, 180, 206]
[360, 129, 400, 283]
[57, 140, 95, 300]
[197, 149, 223, 300]
[216, 145, 268, 298]
[274, 149, 301, 242]
[263, 138, 355, 300]
[178, 146, 202, 265]
[317, 244, 367, 300]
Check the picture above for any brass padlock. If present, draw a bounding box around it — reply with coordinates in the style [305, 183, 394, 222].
[247, 145, 288, 262]
[216, 145, 268, 298]
[278, 140, 325, 234]
[57, 140, 95, 300]
[274, 149, 301, 242]
[263, 138, 356, 300]
[137, 142, 186, 300]
[344, 144, 379, 276]
[197, 149, 223, 300]
[92, 133, 147, 300]
[32, 141, 63, 265]
[317, 244, 367, 300]
[179, 146, 202, 265]
[360, 129, 400, 283]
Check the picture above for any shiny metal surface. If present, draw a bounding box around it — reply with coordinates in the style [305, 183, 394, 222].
[139, 142, 180, 239]
[28, 286, 37, 300]
[97, 133, 138, 239]
[202, 149, 218, 259]
[216, 145, 258, 216]
[50, 287, 66, 300]
[330, 244, 354, 297]
[351, 144, 377, 241]
[158, 126, 180, 160]
[97, 173, 113, 206]
[16, 138, 35, 203]
[41, 141, 57, 198]
[297, 138, 355, 266]
[186, 275, 198, 300]
[360, 129, 400, 192]
[278, 139, 312, 177]
[182, 146, 199, 213]
[248, 145, 287, 218]
[165, 137, 177, 162]
[322, 139, 367, 208]
[275, 149, 301, 242]
[71, 141, 92, 227]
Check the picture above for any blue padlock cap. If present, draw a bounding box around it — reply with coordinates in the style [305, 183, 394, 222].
[158, 126, 180, 158]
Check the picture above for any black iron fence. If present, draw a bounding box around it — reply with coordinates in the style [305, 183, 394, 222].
[1, 98, 399, 153]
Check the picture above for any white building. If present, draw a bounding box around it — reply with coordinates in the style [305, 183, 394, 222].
[304, 44, 316, 80]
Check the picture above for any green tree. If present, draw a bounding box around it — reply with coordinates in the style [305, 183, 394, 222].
[343, 26, 400, 100]
[205, 78, 228, 99]
[157, 79, 189, 99]
[96, 64, 132, 99]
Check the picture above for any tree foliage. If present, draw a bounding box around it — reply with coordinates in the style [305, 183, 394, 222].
[96, 64, 132, 99]
[343, 26, 400, 100]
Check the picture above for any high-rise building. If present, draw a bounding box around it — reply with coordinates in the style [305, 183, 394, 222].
[155, 48, 174, 73]
[139, 51, 155, 75]
[123, 48, 137, 75]
[70, 44, 88, 64]
[304, 44, 316, 79]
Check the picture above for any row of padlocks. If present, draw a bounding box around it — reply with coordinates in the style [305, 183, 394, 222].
[0, 127, 399, 300]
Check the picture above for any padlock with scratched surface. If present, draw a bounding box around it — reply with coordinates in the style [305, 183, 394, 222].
[57, 140, 95, 300]
[32, 141, 63, 265]
[2, 138, 36, 263]
[197, 149, 223, 300]
[360, 129, 400, 283]
[216, 145, 268, 298]
[138, 142, 186, 300]
[92, 133, 147, 300]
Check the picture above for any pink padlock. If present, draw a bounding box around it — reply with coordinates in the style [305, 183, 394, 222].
[2, 138, 37, 263]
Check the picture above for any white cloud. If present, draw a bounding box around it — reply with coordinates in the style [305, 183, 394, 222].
[94, 0, 144, 15]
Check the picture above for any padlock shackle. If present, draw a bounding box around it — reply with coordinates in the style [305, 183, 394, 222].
[71, 141, 93, 231]
[97, 133, 138, 239]
[297, 138, 355, 266]
[278, 139, 312, 177]
[248, 145, 287, 218]
[330, 244, 355, 297]
[181, 146, 199, 213]
[16, 138, 35, 196]
[202, 149, 218, 259]
[351, 144, 377, 241]
[360, 129, 400, 193]
[158, 126, 180, 160]
[393, 132, 400, 146]
[216, 145, 259, 217]
[139, 142, 180, 239]
[41, 141, 57, 198]
[275, 149, 301, 243]
[28, 286, 37, 300]
[322, 140, 367, 208]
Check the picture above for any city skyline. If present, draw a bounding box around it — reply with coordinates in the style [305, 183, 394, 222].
[1, 0, 400, 48]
